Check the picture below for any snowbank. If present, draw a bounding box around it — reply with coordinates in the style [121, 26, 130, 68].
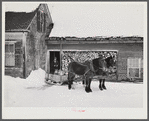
[4, 68, 47, 89]
[25, 68, 46, 87]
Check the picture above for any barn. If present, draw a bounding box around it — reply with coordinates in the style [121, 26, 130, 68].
[5, 4, 54, 78]
[45, 36, 143, 82]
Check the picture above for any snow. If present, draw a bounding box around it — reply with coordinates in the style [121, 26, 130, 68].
[4, 68, 143, 108]
[26, 68, 46, 87]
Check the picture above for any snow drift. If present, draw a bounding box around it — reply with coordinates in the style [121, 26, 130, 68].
[4, 68, 143, 107]
[26, 68, 46, 87]
[4, 68, 47, 90]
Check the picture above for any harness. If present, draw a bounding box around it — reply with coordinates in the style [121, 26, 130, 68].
[65, 54, 113, 81]
[90, 59, 106, 73]
[68, 64, 91, 77]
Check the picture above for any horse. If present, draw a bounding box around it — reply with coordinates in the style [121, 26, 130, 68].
[68, 58, 107, 92]
[92, 55, 117, 91]
[67, 55, 117, 93]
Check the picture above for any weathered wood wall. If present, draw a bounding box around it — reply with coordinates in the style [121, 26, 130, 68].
[47, 42, 143, 81]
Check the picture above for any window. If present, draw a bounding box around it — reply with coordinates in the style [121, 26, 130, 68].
[37, 11, 41, 32]
[5, 42, 15, 66]
[127, 58, 143, 78]
[37, 11, 46, 32]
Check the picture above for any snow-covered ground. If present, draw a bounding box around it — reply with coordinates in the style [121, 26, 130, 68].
[3, 68, 143, 108]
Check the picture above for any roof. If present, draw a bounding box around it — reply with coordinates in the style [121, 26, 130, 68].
[45, 36, 143, 44]
[5, 9, 37, 31]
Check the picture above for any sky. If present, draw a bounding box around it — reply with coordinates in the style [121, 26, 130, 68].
[4, 2, 146, 37]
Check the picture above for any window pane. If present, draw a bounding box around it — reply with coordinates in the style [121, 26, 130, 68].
[129, 68, 139, 78]
[44, 13, 46, 32]
[9, 44, 14, 52]
[5, 45, 9, 52]
[141, 59, 143, 68]
[37, 11, 41, 32]
[15, 54, 22, 67]
[5, 53, 15, 66]
[128, 58, 139, 68]
[140, 68, 143, 78]
[5, 44, 14, 53]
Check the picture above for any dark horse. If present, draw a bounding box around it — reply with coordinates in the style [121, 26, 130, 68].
[93, 56, 117, 91]
[68, 55, 117, 93]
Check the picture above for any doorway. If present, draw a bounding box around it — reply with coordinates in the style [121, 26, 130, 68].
[49, 51, 60, 74]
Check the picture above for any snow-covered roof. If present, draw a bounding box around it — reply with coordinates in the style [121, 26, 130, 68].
[45, 36, 143, 44]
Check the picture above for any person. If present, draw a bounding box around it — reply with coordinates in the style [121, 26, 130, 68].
[51, 57, 59, 74]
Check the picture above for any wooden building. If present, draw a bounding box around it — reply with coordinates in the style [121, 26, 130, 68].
[5, 4, 143, 82]
[5, 4, 54, 78]
[45, 36, 143, 81]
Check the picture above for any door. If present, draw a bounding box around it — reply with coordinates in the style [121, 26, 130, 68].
[50, 51, 60, 74]
[49, 51, 61, 82]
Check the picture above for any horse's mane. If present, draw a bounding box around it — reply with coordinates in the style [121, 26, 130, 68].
[104, 56, 114, 68]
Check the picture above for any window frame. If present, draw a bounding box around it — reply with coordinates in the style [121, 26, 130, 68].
[127, 58, 142, 78]
[5, 41, 16, 67]
[37, 10, 46, 33]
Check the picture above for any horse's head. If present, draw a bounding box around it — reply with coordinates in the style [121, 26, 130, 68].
[104, 55, 117, 73]
[92, 57, 108, 73]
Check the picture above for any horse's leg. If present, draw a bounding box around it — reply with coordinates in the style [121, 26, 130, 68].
[68, 73, 74, 90]
[85, 77, 92, 93]
[68, 73, 71, 89]
[88, 78, 92, 92]
[102, 79, 107, 90]
[82, 76, 85, 85]
[85, 77, 89, 92]
[82, 76, 86, 86]
[99, 79, 103, 90]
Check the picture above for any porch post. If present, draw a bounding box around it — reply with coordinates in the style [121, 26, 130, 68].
[116, 51, 118, 81]
[60, 38, 63, 81]
[45, 50, 50, 81]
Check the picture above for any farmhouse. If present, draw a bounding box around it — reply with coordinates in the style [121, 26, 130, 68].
[5, 4, 54, 78]
[45, 36, 143, 82]
[5, 4, 143, 82]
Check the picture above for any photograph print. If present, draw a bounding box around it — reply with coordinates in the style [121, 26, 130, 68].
[2, 2, 147, 119]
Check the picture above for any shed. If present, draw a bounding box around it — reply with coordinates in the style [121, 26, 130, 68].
[45, 36, 143, 82]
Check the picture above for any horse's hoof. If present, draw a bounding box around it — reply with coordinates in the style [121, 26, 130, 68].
[102, 86, 107, 90]
[68, 85, 71, 90]
[86, 90, 91, 93]
[99, 87, 103, 91]
[85, 89, 92, 93]
[85, 88, 91, 93]
[103, 87, 107, 90]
